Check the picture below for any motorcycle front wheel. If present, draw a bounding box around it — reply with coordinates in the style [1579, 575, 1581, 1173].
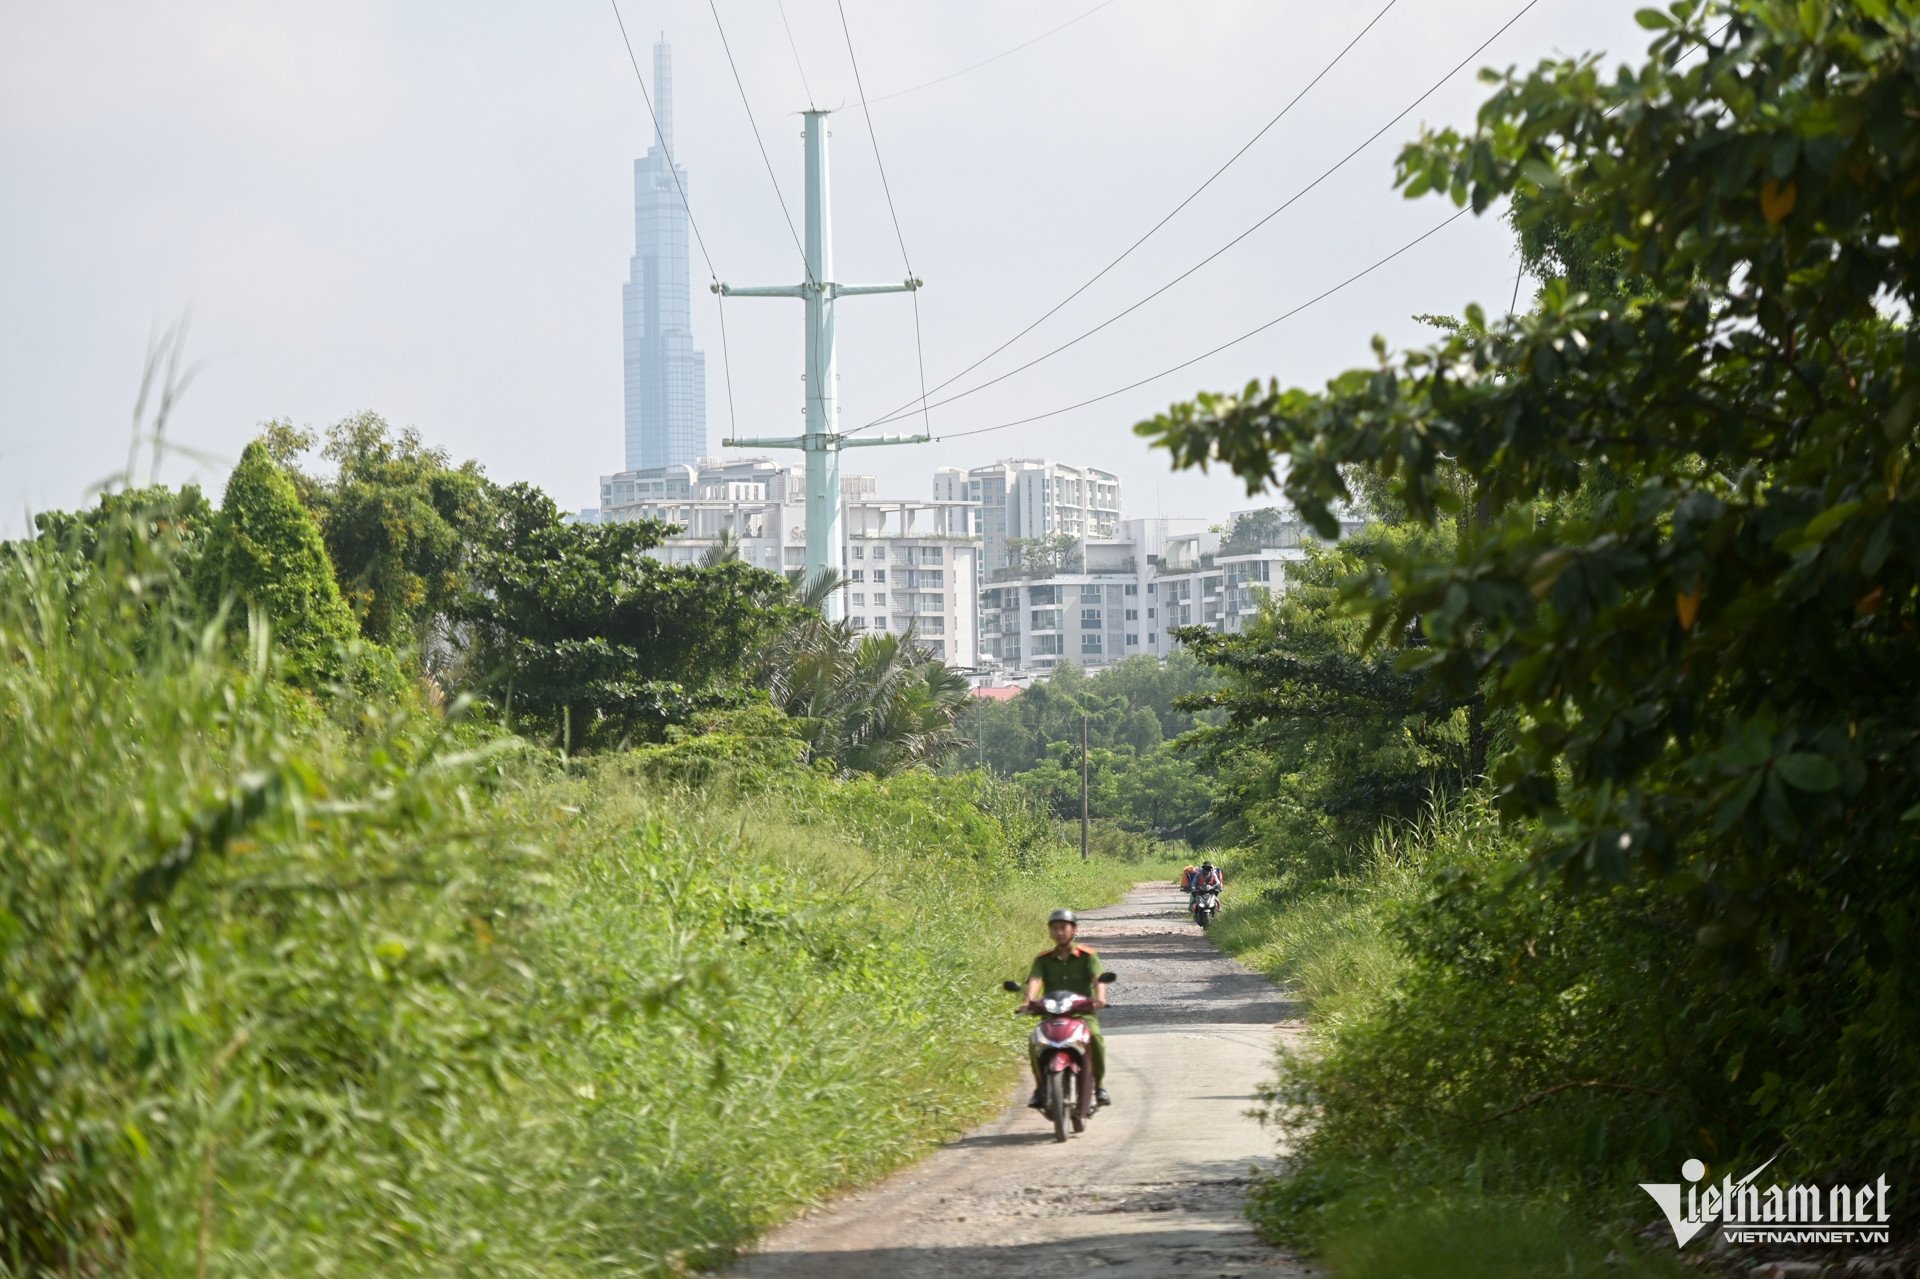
[1047, 1072, 1069, 1142]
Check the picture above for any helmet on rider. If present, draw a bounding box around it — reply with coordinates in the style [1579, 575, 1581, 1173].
[1200, 861, 1214, 872]
[1048, 908, 1078, 925]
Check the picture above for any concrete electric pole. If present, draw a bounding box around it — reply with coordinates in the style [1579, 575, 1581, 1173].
[716, 110, 927, 622]
[1081, 712, 1090, 862]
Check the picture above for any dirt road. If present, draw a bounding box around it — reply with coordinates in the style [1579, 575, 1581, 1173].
[723, 883, 1312, 1278]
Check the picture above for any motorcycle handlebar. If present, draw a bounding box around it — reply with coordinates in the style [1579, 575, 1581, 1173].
[1017, 1000, 1106, 1015]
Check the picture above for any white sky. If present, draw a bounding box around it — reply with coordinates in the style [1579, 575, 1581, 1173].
[0, 0, 1651, 535]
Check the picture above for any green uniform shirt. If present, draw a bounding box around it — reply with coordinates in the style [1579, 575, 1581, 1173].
[1027, 944, 1105, 997]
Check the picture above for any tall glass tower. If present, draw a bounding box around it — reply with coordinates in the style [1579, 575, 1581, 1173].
[623, 38, 707, 471]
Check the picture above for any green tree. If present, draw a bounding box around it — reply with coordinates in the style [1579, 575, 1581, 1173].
[29, 484, 212, 569]
[760, 572, 973, 775]
[1014, 739, 1215, 842]
[1217, 506, 1297, 555]
[961, 653, 1215, 776]
[25, 485, 214, 634]
[1176, 527, 1472, 872]
[1137, 0, 1920, 1169]
[458, 483, 790, 748]
[1004, 533, 1083, 575]
[263, 414, 501, 649]
[194, 442, 359, 686]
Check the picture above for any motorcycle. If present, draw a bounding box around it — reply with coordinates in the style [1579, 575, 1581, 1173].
[1191, 888, 1220, 929]
[1001, 972, 1115, 1142]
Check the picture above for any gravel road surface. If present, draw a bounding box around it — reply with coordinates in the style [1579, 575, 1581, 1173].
[722, 882, 1313, 1278]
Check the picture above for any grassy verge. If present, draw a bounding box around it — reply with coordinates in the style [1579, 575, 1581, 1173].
[1209, 808, 1695, 1279]
[1, 537, 1147, 1277]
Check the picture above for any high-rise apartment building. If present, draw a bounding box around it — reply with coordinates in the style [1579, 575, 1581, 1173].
[933, 459, 1121, 574]
[600, 459, 984, 667]
[622, 38, 707, 471]
[979, 511, 1367, 675]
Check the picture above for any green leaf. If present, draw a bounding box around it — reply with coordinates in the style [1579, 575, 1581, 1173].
[1773, 752, 1839, 792]
[1797, 500, 1862, 544]
[1634, 7, 1674, 28]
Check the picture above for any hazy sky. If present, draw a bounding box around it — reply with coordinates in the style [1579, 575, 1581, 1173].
[0, 0, 1651, 534]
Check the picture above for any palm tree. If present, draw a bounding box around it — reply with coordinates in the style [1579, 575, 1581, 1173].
[698, 529, 743, 567]
[757, 570, 970, 776]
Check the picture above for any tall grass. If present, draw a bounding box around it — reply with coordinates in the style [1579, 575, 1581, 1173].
[0, 513, 1141, 1277]
[1213, 802, 1704, 1279]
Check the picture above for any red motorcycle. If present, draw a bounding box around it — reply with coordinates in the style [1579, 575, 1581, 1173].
[1001, 972, 1115, 1142]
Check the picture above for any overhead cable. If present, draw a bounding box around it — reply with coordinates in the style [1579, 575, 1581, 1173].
[855, 0, 1546, 433]
[835, 0, 935, 436]
[930, 13, 1736, 445]
[931, 207, 1471, 442]
[708, 0, 814, 281]
[608, 0, 738, 435]
[844, 0, 1402, 438]
[775, 0, 817, 107]
[857, 0, 1122, 108]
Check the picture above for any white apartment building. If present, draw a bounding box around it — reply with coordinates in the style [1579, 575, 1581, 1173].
[933, 459, 1121, 575]
[598, 458, 983, 666]
[979, 512, 1367, 675]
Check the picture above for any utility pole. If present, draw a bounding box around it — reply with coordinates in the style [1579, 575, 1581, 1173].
[1080, 712, 1090, 862]
[715, 110, 927, 622]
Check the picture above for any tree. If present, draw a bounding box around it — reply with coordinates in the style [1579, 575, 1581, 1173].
[458, 483, 790, 748]
[27, 484, 214, 627]
[1217, 507, 1295, 556]
[760, 571, 973, 775]
[1175, 527, 1472, 871]
[29, 484, 212, 567]
[958, 652, 1221, 843]
[1005, 533, 1083, 575]
[262, 414, 501, 650]
[1137, 0, 1920, 969]
[194, 442, 359, 686]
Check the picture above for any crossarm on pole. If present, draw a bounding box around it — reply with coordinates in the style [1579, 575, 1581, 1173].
[834, 278, 921, 297]
[713, 282, 807, 298]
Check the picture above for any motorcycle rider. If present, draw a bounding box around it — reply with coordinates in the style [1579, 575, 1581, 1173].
[1190, 860, 1224, 912]
[1025, 908, 1110, 1109]
[1176, 863, 1199, 893]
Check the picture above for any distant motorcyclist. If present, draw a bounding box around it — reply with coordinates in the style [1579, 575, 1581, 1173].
[1176, 864, 1199, 893]
[1189, 861, 1223, 911]
[1025, 909, 1110, 1109]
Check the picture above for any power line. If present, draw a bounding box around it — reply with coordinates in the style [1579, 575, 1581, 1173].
[835, 0, 934, 437]
[856, 0, 1121, 108]
[608, 0, 719, 278]
[708, 0, 813, 282]
[930, 15, 1736, 447]
[931, 207, 1471, 442]
[607, 0, 738, 437]
[846, 0, 1403, 439]
[775, 0, 816, 107]
[854, 0, 1546, 433]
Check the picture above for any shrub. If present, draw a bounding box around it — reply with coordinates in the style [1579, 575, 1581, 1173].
[193, 440, 359, 686]
[0, 514, 1144, 1276]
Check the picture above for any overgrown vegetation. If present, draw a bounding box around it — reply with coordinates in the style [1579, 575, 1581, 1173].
[1139, 1, 1920, 1273]
[959, 655, 1220, 845]
[1, 425, 1143, 1275]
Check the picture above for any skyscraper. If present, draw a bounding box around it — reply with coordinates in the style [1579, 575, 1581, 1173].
[622, 38, 706, 471]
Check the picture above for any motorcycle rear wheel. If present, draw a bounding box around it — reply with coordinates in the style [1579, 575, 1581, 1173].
[1047, 1072, 1069, 1143]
